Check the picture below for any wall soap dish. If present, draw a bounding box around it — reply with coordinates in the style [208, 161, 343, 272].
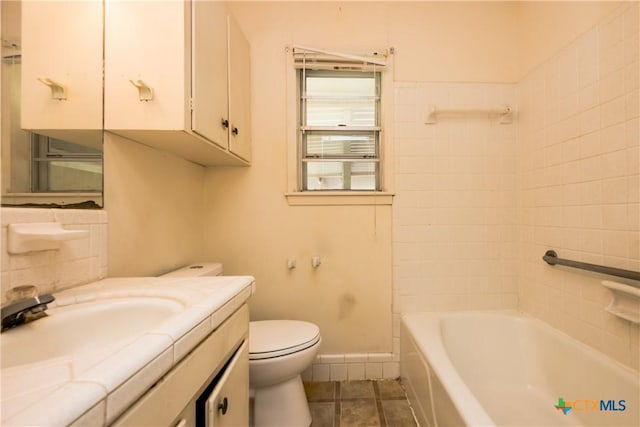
[8, 222, 89, 254]
[601, 280, 640, 324]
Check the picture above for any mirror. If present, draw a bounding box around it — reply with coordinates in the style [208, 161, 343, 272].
[1, 0, 103, 208]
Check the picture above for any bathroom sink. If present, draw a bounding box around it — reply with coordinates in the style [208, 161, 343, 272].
[0, 297, 184, 369]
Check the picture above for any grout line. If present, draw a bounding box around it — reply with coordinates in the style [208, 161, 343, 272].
[372, 381, 387, 427]
[334, 382, 341, 427]
[339, 397, 406, 402]
[307, 380, 415, 427]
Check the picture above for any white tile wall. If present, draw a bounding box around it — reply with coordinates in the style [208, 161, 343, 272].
[1, 208, 108, 304]
[392, 81, 519, 316]
[517, 3, 639, 371]
[303, 352, 398, 381]
[391, 82, 519, 370]
[391, 3, 638, 373]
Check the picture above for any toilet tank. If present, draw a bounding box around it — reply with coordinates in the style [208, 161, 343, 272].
[160, 262, 223, 278]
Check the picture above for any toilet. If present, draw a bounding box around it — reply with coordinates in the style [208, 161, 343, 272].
[161, 263, 321, 427]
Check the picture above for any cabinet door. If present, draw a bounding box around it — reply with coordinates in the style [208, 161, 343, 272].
[191, 1, 229, 150]
[21, 1, 102, 134]
[104, 0, 186, 131]
[227, 15, 252, 162]
[205, 341, 249, 427]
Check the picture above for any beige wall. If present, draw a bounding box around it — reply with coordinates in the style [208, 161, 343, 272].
[200, 0, 632, 357]
[385, 1, 521, 82]
[203, 167, 393, 353]
[104, 132, 205, 277]
[229, 1, 521, 83]
[203, 1, 519, 355]
[101, 1, 636, 360]
[516, 1, 624, 79]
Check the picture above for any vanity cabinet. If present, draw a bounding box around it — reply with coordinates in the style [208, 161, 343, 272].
[112, 304, 249, 427]
[20, 0, 103, 149]
[104, 0, 251, 166]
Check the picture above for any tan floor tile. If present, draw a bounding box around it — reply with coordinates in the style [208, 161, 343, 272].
[377, 380, 406, 399]
[340, 380, 375, 400]
[381, 400, 417, 427]
[305, 381, 337, 401]
[310, 402, 336, 427]
[341, 399, 380, 427]
[307, 380, 416, 427]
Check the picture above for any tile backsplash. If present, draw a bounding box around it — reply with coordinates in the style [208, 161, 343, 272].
[1, 208, 108, 304]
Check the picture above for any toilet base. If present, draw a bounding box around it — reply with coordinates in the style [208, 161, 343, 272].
[252, 374, 311, 427]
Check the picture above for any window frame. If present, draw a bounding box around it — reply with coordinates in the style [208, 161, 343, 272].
[298, 69, 382, 192]
[284, 46, 394, 206]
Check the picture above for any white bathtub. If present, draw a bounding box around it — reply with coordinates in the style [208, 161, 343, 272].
[400, 311, 639, 427]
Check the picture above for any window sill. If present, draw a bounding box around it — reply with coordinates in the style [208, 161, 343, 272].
[285, 191, 394, 206]
[1, 192, 102, 208]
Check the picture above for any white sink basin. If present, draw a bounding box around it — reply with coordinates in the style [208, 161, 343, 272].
[0, 297, 184, 369]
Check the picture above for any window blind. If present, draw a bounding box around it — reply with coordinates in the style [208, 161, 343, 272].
[292, 45, 387, 72]
[294, 46, 388, 191]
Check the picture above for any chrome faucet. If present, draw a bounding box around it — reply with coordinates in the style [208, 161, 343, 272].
[1, 287, 55, 331]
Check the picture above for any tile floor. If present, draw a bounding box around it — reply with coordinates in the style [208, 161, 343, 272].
[304, 379, 418, 427]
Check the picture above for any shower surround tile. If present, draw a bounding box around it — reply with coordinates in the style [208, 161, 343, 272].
[518, 2, 639, 371]
[391, 2, 639, 374]
[392, 81, 519, 316]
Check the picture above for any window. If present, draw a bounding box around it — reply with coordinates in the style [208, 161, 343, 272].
[287, 46, 393, 205]
[31, 134, 103, 192]
[298, 69, 381, 191]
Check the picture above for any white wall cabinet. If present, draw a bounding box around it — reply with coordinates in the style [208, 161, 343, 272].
[105, 0, 251, 166]
[20, 0, 103, 149]
[227, 15, 252, 162]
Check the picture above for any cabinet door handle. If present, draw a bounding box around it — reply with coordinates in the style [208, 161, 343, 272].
[38, 78, 67, 100]
[217, 397, 228, 415]
[231, 127, 239, 136]
[221, 118, 229, 129]
[174, 419, 187, 427]
[129, 79, 154, 102]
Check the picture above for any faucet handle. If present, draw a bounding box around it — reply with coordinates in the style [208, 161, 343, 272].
[6, 285, 38, 303]
[1, 292, 55, 331]
[35, 294, 55, 305]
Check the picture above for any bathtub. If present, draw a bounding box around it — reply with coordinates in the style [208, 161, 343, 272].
[400, 311, 639, 427]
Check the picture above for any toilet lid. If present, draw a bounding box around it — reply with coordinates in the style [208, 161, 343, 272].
[249, 320, 320, 360]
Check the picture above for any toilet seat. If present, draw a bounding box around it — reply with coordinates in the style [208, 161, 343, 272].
[249, 320, 320, 360]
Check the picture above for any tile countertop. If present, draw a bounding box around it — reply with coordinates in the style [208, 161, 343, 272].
[0, 275, 255, 427]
